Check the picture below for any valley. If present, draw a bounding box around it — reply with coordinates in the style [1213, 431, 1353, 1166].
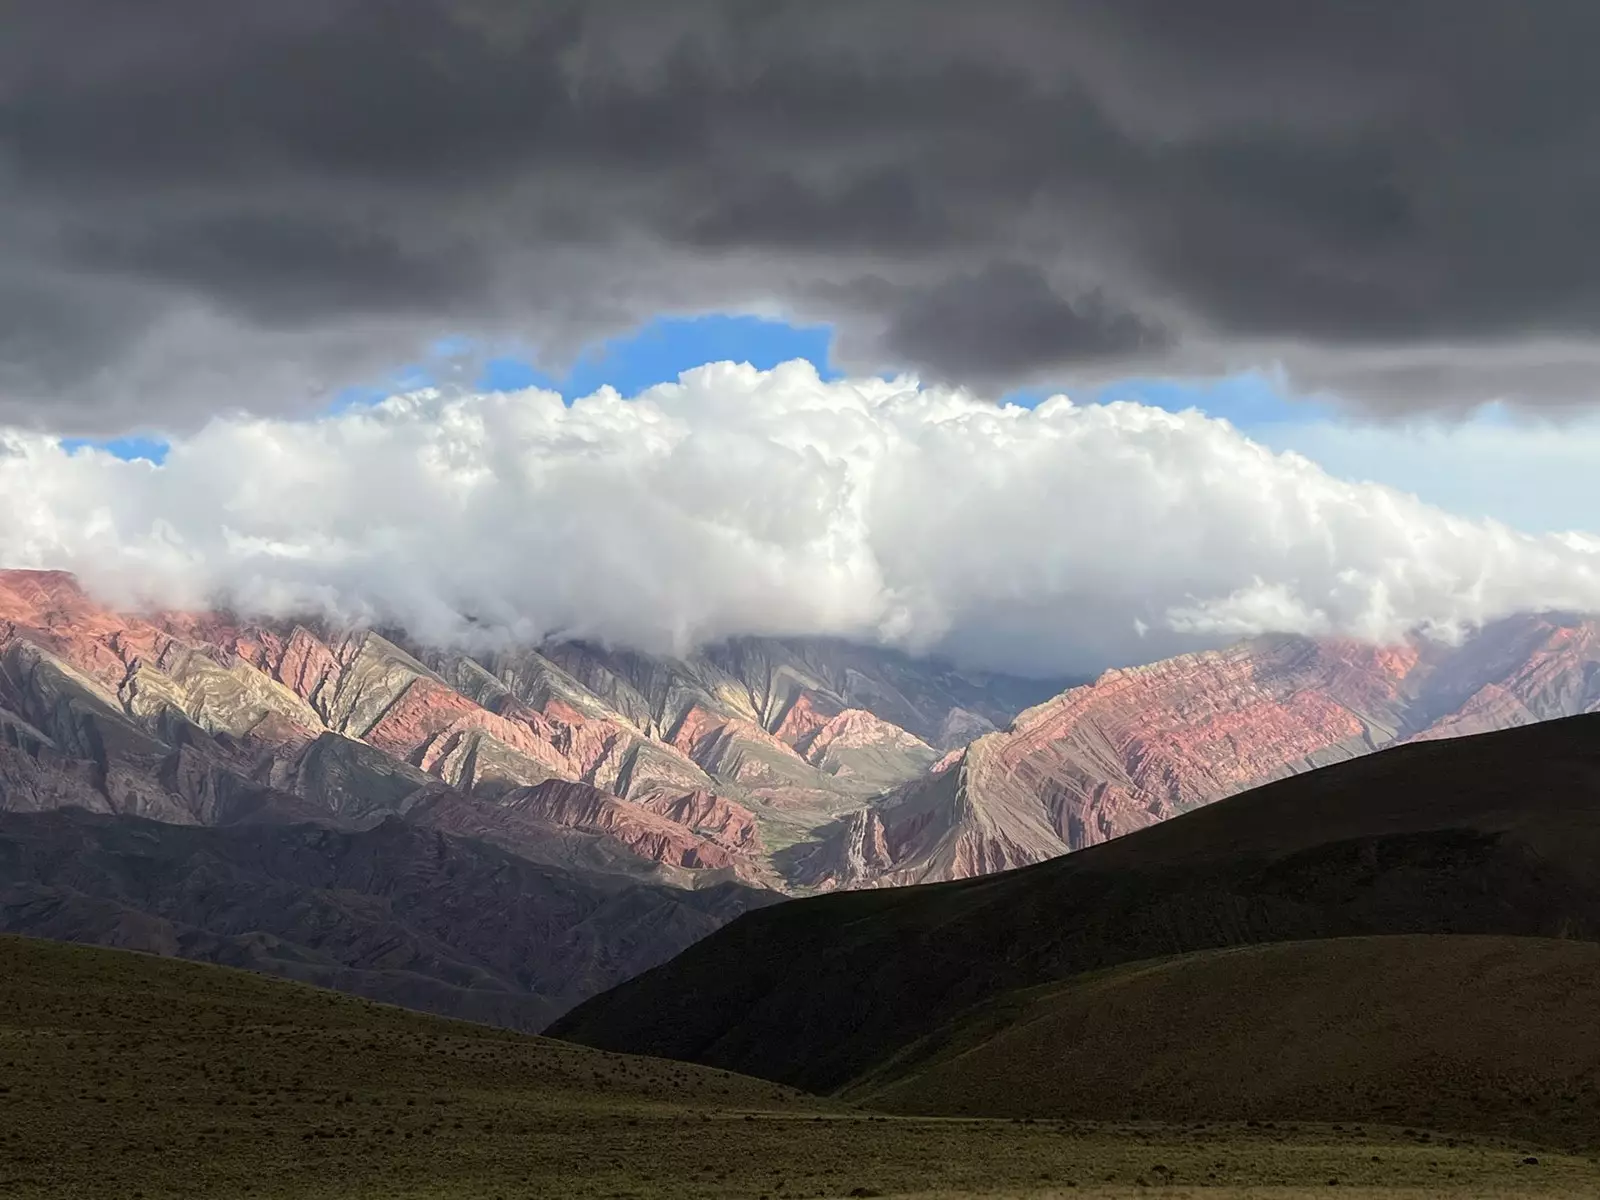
[11, 9, 1600, 1196]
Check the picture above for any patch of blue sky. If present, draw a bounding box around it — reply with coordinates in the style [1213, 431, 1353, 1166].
[1002, 369, 1596, 535]
[329, 361, 438, 413]
[58, 435, 170, 464]
[477, 313, 841, 400]
[1250, 410, 1600, 535]
[1093, 372, 1341, 426]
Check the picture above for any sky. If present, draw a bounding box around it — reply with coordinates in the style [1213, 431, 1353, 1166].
[8, 2, 1600, 673]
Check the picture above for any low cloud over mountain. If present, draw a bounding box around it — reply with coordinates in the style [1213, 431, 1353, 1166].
[6, 362, 1599, 675]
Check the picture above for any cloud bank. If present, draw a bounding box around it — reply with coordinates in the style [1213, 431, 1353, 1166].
[12, 1, 1600, 431]
[5, 362, 1600, 675]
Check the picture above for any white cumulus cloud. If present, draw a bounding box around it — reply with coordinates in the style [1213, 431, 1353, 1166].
[4, 360, 1600, 675]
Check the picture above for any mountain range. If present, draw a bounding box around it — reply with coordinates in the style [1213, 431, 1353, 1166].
[3, 565, 1600, 1025]
[0, 568, 1055, 1021]
[0, 569, 1058, 887]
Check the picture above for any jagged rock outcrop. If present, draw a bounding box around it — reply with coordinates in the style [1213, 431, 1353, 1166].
[496, 779, 772, 881]
[634, 788, 762, 851]
[793, 708, 938, 789]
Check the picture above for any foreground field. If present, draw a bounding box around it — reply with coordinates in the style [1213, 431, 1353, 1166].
[3, 934, 1598, 1199]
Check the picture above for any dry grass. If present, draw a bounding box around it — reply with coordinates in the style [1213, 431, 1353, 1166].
[3, 934, 1598, 1199]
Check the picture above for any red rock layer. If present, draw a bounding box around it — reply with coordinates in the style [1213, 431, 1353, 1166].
[804, 623, 1600, 890]
[503, 780, 757, 874]
[769, 691, 840, 748]
[800, 708, 929, 761]
[16, 568, 1600, 898]
[634, 789, 763, 852]
[803, 637, 1428, 889]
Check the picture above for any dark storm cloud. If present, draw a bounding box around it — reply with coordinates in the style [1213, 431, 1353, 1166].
[61, 211, 490, 323]
[881, 265, 1171, 384]
[7, 0, 1600, 431]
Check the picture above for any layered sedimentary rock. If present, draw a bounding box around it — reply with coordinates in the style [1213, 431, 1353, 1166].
[793, 708, 938, 790]
[0, 569, 1050, 891]
[496, 779, 769, 879]
[796, 619, 1600, 888]
[9, 568, 1596, 903]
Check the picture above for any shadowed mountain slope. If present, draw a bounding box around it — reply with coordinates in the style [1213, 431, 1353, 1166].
[0, 807, 774, 1030]
[552, 714, 1600, 1091]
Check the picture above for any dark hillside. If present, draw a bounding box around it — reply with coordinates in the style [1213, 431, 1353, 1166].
[553, 714, 1600, 1091]
[857, 934, 1600, 1148]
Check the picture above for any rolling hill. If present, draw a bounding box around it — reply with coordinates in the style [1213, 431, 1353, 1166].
[552, 713, 1600, 1093]
[852, 934, 1600, 1145]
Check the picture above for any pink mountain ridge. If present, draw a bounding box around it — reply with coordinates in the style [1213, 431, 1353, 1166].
[5, 568, 1597, 894]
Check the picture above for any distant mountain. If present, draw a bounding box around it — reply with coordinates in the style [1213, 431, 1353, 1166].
[551, 713, 1600, 1092]
[793, 617, 1600, 887]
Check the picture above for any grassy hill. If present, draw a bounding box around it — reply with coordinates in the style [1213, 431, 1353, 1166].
[853, 934, 1600, 1146]
[7, 933, 1596, 1198]
[551, 714, 1600, 1093]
